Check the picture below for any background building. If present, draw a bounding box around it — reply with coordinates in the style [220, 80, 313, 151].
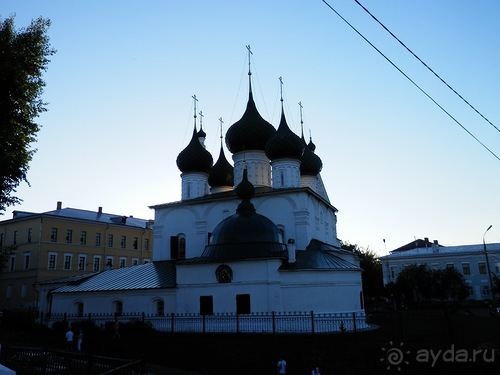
[380, 238, 500, 300]
[0, 201, 153, 310]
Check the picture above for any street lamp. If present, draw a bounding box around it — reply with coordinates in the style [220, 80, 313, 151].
[483, 225, 494, 300]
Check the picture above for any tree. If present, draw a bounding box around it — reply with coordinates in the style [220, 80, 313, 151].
[0, 16, 55, 214]
[341, 242, 385, 303]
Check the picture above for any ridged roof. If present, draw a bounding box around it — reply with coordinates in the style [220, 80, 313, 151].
[225, 91, 276, 153]
[176, 126, 213, 173]
[53, 261, 176, 293]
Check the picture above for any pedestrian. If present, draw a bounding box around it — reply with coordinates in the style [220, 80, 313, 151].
[65, 327, 74, 351]
[311, 366, 320, 375]
[277, 357, 287, 375]
[113, 321, 121, 339]
[77, 328, 84, 352]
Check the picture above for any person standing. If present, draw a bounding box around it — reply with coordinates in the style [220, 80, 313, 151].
[277, 357, 287, 375]
[311, 366, 320, 375]
[77, 328, 84, 352]
[65, 327, 74, 351]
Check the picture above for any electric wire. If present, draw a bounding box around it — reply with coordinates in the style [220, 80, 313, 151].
[320, 0, 499, 161]
[354, 0, 500, 134]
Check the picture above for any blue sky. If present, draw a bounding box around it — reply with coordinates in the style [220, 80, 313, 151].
[2, 1, 499, 254]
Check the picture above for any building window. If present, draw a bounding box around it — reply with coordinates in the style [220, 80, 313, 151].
[236, 294, 251, 315]
[200, 296, 213, 315]
[119, 258, 126, 268]
[107, 234, 113, 248]
[76, 302, 84, 317]
[27, 228, 32, 243]
[23, 252, 30, 270]
[9, 255, 15, 272]
[479, 262, 487, 275]
[105, 257, 113, 270]
[78, 255, 87, 271]
[170, 235, 186, 260]
[0, 233, 4, 247]
[63, 254, 72, 270]
[21, 284, 27, 298]
[13, 230, 17, 245]
[51, 228, 58, 242]
[120, 236, 126, 249]
[113, 300, 123, 316]
[132, 258, 139, 266]
[95, 233, 101, 246]
[143, 259, 150, 264]
[462, 263, 470, 276]
[6, 285, 12, 299]
[133, 237, 138, 250]
[93, 256, 101, 272]
[216, 265, 233, 283]
[144, 238, 149, 251]
[80, 231, 87, 245]
[156, 300, 165, 316]
[390, 266, 397, 279]
[446, 263, 454, 269]
[66, 230, 73, 243]
[495, 262, 500, 275]
[48, 253, 57, 270]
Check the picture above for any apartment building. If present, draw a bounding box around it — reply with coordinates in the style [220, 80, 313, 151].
[0, 201, 153, 310]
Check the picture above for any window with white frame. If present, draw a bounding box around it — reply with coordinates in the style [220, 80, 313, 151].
[119, 257, 126, 268]
[93, 256, 101, 272]
[48, 253, 57, 270]
[66, 229, 73, 243]
[80, 231, 87, 245]
[95, 233, 101, 246]
[63, 254, 72, 270]
[132, 258, 139, 266]
[133, 237, 138, 250]
[78, 255, 87, 271]
[462, 263, 470, 276]
[120, 236, 126, 249]
[479, 262, 487, 275]
[482, 286, 490, 298]
[107, 234, 113, 248]
[143, 259, 150, 264]
[144, 238, 150, 251]
[51, 228, 58, 242]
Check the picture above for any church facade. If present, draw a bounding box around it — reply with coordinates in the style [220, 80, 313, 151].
[46, 56, 366, 331]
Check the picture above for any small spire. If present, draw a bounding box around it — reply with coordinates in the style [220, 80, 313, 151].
[218, 117, 224, 141]
[299, 101, 305, 138]
[279, 76, 284, 104]
[246, 45, 253, 94]
[192, 94, 198, 129]
[199, 110, 204, 130]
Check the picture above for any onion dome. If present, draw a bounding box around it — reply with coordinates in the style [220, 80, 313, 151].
[176, 126, 213, 173]
[225, 91, 276, 153]
[300, 135, 322, 176]
[265, 108, 303, 160]
[307, 137, 316, 152]
[197, 125, 206, 139]
[201, 167, 287, 260]
[208, 145, 234, 187]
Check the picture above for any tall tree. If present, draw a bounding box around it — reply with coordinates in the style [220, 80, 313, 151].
[0, 16, 55, 214]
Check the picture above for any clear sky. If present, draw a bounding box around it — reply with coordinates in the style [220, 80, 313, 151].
[2, 0, 499, 255]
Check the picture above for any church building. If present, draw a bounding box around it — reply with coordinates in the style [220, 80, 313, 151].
[46, 53, 365, 332]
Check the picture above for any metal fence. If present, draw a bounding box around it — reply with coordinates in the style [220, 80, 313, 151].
[0, 345, 145, 375]
[42, 310, 370, 334]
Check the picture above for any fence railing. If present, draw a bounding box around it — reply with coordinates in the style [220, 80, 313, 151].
[41, 310, 369, 334]
[0, 345, 145, 375]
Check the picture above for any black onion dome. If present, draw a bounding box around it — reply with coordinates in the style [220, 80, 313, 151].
[265, 110, 303, 160]
[307, 137, 316, 152]
[197, 126, 206, 138]
[201, 167, 287, 260]
[225, 92, 276, 153]
[300, 135, 322, 175]
[176, 127, 213, 173]
[208, 146, 234, 187]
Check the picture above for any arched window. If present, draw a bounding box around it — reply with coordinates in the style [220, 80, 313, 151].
[75, 302, 84, 317]
[216, 264, 233, 283]
[113, 300, 123, 316]
[277, 225, 285, 243]
[156, 300, 165, 316]
[170, 233, 186, 259]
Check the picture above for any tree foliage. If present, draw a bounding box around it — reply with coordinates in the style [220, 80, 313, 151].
[387, 264, 471, 308]
[0, 16, 55, 213]
[341, 242, 385, 302]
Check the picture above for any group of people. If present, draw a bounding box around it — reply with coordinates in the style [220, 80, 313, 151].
[277, 357, 321, 375]
[65, 327, 84, 352]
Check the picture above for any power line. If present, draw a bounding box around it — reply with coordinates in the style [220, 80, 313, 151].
[320, 0, 499, 161]
[354, 0, 500, 135]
